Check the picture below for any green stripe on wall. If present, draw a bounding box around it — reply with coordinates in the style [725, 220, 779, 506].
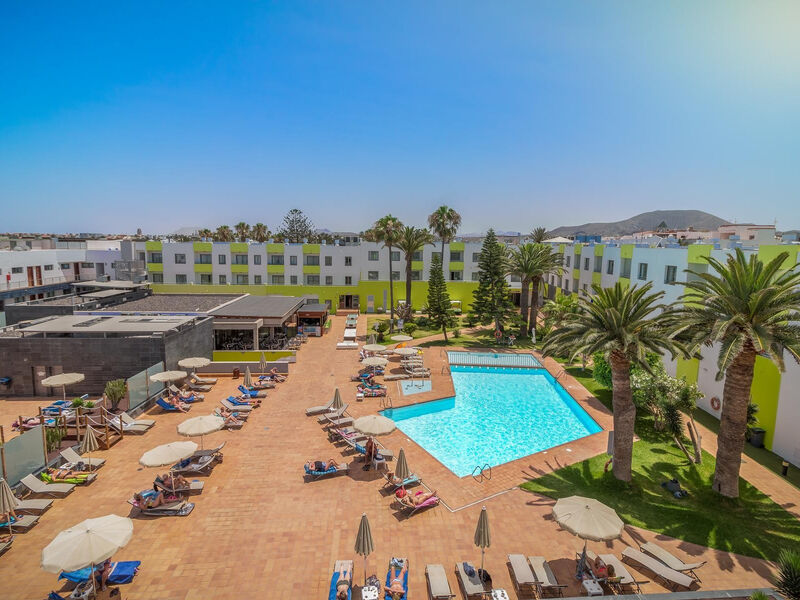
[750, 355, 781, 450]
[212, 350, 294, 362]
[145, 241, 162, 251]
[193, 242, 212, 252]
[449, 242, 465, 251]
[230, 243, 248, 253]
[620, 244, 634, 260]
[687, 244, 713, 264]
[592, 272, 601, 286]
[758, 245, 799, 269]
[594, 244, 605, 257]
[266, 243, 284, 253]
[675, 357, 699, 384]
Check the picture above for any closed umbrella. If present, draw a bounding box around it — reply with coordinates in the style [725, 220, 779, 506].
[79, 426, 99, 473]
[331, 388, 344, 411]
[177, 415, 224, 449]
[367, 333, 377, 345]
[474, 506, 491, 575]
[149, 371, 187, 384]
[259, 352, 268, 375]
[42, 514, 133, 581]
[243, 366, 253, 388]
[354, 513, 374, 584]
[363, 344, 387, 352]
[394, 448, 410, 481]
[139, 441, 197, 468]
[391, 334, 413, 343]
[0, 478, 19, 534]
[41, 373, 85, 402]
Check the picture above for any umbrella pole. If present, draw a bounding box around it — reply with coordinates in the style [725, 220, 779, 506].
[480, 547, 485, 576]
[91, 561, 97, 599]
[364, 555, 367, 586]
[200, 435, 204, 450]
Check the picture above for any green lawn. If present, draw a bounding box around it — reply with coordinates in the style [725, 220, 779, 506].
[366, 315, 469, 340]
[521, 367, 800, 562]
[418, 328, 538, 349]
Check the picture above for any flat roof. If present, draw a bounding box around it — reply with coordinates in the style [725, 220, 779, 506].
[71, 280, 147, 290]
[210, 295, 310, 319]
[298, 303, 328, 313]
[98, 293, 243, 314]
[81, 289, 127, 299]
[21, 314, 197, 334]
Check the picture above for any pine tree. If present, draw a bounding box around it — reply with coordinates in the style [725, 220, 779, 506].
[276, 209, 315, 243]
[471, 228, 517, 333]
[427, 253, 455, 341]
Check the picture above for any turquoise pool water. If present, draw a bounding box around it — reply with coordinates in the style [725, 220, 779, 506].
[382, 366, 601, 477]
[400, 379, 432, 395]
[447, 351, 541, 368]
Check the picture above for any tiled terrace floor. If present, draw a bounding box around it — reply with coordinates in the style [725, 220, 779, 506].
[0, 316, 784, 599]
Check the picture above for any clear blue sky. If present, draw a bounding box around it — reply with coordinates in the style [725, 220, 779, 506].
[1, 2, 798, 234]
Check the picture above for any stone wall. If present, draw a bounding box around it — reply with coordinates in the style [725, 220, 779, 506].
[163, 317, 214, 370]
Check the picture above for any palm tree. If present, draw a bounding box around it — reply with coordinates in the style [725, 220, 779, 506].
[530, 227, 547, 243]
[198, 228, 212, 241]
[543, 282, 678, 482]
[234, 222, 250, 242]
[427, 205, 462, 267]
[542, 293, 579, 332]
[215, 225, 234, 242]
[508, 244, 563, 336]
[368, 215, 404, 332]
[671, 249, 800, 498]
[395, 226, 434, 311]
[251, 223, 270, 242]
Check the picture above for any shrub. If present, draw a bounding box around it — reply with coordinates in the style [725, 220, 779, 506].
[84, 401, 95, 409]
[776, 548, 800, 600]
[402, 323, 417, 335]
[375, 320, 389, 333]
[465, 313, 478, 328]
[71, 398, 84, 408]
[415, 316, 429, 328]
[45, 427, 63, 453]
[453, 329, 461, 338]
[592, 351, 662, 390]
[104, 379, 127, 412]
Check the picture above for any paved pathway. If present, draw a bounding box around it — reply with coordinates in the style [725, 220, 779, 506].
[0, 315, 785, 599]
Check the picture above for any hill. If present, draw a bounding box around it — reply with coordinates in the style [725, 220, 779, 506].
[548, 210, 729, 238]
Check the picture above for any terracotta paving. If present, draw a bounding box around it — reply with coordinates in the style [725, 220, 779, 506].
[0, 315, 786, 599]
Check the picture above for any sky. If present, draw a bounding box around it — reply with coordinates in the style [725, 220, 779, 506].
[1, 1, 798, 235]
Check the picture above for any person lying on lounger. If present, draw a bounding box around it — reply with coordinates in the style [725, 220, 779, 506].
[384, 471, 412, 486]
[48, 467, 90, 480]
[215, 407, 243, 426]
[335, 561, 352, 600]
[230, 394, 262, 406]
[305, 458, 341, 472]
[384, 559, 408, 600]
[396, 488, 436, 506]
[0, 535, 14, 544]
[163, 394, 190, 412]
[265, 368, 286, 382]
[133, 489, 177, 509]
[155, 473, 190, 490]
[172, 389, 196, 400]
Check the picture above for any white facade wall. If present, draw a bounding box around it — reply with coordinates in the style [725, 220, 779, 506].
[773, 360, 800, 465]
[0, 248, 87, 289]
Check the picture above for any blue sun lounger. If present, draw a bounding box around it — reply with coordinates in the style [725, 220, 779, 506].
[305, 463, 349, 479]
[385, 558, 409, 600]
[329, 560, 353, 600]
[156, 398, 186, 412]
[59, 561, 141, 585]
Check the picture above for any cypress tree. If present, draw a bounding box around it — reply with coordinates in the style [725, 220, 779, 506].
[471, 228, 517, 333]
[427, 253, 455, 341]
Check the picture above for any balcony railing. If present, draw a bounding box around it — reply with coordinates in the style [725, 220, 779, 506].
[3, 274, 95, 291]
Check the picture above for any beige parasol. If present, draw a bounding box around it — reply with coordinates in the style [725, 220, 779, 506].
[41, 514, 133, 575]
[149, 371, 187, 383]
[390, 334, 413, 342]
[259, 352, 268, 375]
[0, 478, 19, 534]
[243, 366, 253, 388]
[177, 415, 224, 449]
[41, 373, 85, 402]
[139, 441, 197, 468]
[552, 495, 624, 549]
[353, 415, 396, 437]
[361, 357, 388, 368]
[331, 388, 344, 411]
[394, 347, 419, 357]
[363, 344, 387, 352]
[79, 426, 100, 473]
[177, 357, 210, 370]
[394, 448, 410, 481]
[474, 505, 491, 574]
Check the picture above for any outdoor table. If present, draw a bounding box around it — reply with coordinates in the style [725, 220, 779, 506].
[361, 584, 379, 600]
[491, 590, 511, 600]
[582, 578, 603, 596]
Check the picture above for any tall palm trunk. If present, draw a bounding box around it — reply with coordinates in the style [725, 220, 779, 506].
[519, 278, 530, 337]
[609, 351, 636, 482]
[405, 256, 413, 310]
[388, 244, 395, 333]
[714, 345, 756, 498]
[530, 275, 542, 333]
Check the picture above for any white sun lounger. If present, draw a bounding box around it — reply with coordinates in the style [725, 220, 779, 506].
[527, 556, 567, 597]
[640, 541, 706, 580]
[622, 547, 694, 590]
[191, 373, 217, 385]
[121, 411, 155, 428]
[220, 398, 254, 412]
[14, 498, 53, 514]
[455, 562, 485, 599]
[60, 446, 105, 469]
[597, 553, 647, 593]
[426, 564, 455, 599]
[305, 398, 335, 416]
[508, 554, 537, 598]
[20, 474, 74, 497]
[1, 513, 39, 531]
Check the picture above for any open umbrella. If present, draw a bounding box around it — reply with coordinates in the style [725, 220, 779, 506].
[474, 506, 491, 575]
[42, 514, 133, 583]
[331, 388, 344, 411]
[362, 357, 388, 368]
[363, 344, 387, 352]
[394, 347, 419, 357]
[367, 333, 377, 345]
[41, 373, 85, 403]
[139, 441, 197, 468]
[354, 513, 374, 585]
[149, 371, 187, 384]
[552, 495, 624, 552]
[177, 415, 224, 449]
[394, 448, 410, 481]
[353, 415, 396, 437]
[79, 426, 99, 473]
[243, 366, 253, 388]
[259, 352, 268, 375]
[177, 357, 210, 373]
[390, 334, 413, 343]
[0, 478, 19, 534]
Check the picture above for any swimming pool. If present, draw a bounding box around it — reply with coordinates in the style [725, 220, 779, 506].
[447, 351, 541, 368]
[382, 366, 601, 477]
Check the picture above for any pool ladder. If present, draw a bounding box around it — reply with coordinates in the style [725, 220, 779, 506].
[380, 395, 393, 409]
[471, 463, 492, 483]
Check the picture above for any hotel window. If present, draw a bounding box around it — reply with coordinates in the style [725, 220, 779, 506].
[218, 255, 226, 265]
[254, 275, 262, 285]
[151, 273, 163, 283]
[12, 267, 23, 274]
[290, 275, 298, 285]
[573, 278, 579, 291]
[368, 271, 379, 280]
[472, 253, 480, 262]
[289, 255, 298, 266]
[584, 257, 590, 271]
[637, 263, 648, 280]
[594, 256, 602, 273]
[564, 279, 569, 291]
[565, 256, 571, 268]
[450, 271, 463, 281]
[664, 265, 677, 284]
[582, 283, 588, 292]
[306, 275, 320, 285]
[218, 274, 227, 284]
[345, 256, 352, 266]
[81, 263, 94, 269]
[410, 271, 421, 281]
[233, 254, 248, 265]
[175, 274, 187, 284]
[235, 274, 249, 284]
[44, 264, 53, 271]
[391, 251, 400, 262]
[271, 275, 285, 285]
[253, 255, 261, 265]
[325, 276, 333, 285]
[174, 253, 186, 264]
[196, 253, 212, 264]
[450, 250, 463, 262]
[199, 274, 212, 285]
[137, 252, 145, 262]
[149, 252, 162, 264]
[60, 263, 71, 269]
[510, 274, 521, 283]
[412, 251, 423, 261]
[391, 271, 400, 281]
[345, 276, 352, 285]
[368, 251, 379, 261]
[471, 272, 480, 281]
[324, 256, 332, 266]
[269, 255, 284, 265]
[621, 258, 632, 278]
[606, 260, 615, 275]
[304, 255, 320, 266]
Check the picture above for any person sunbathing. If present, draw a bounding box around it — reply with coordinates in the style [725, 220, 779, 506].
[172, 389, 195, 400]
[384, 560, 408, 600]
[133, 489, 176, 509]
[0, 535, 14, 544]
[384, 471, 410, 487]
[215, 408, 243, 426]
[592, 556, 608, 579]
[305, 458, 341, 472]
[0, 511, 17, 525]
[230, 394, 262, 405]
[267, 368, 286, 382]
[396, 488, 437, 506]
[48, 467, 89, 480]
[164, 395, 189, 412]
[335, 561, 352, 600]
[155, 473, 189, 489]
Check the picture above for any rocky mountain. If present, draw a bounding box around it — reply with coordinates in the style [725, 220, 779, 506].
[548, 210, 729, 238]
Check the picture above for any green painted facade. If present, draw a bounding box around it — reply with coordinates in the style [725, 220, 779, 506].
[618, 276, 630, 289]
[592, 272, 602, 286]
[687, 244, 713, 264]
[758, 244, 799, 269]
[302, 244, 321, 254]
[147, 262, 163, 272]
[411, 261, 424, 272]
[449, 242, 465, 251]
[193, 242, 212, 252]
[750, 356, 781, 450]
[266, 243, 284, 253]
[145, 241, 162, 251]
[594, 244, 605, 257]
[302, 265, 320, 274]
[574, 244, 582, 255]
[193, 263, 212, 274]
[230, 243, 248, 254]
[449, 261, 464, 271]
[267, 264, 284, 274]
[620, 244, 634, 260]
[675, 357, 699, 384]
[230, 264, 248, 274]
[212, 350, 294, 362]
[572, 268, 580, 280]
